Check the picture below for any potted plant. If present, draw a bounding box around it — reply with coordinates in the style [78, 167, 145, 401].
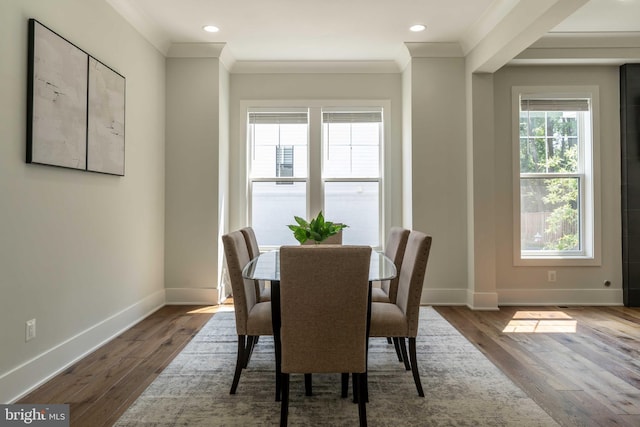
[287, 211, 347, 244]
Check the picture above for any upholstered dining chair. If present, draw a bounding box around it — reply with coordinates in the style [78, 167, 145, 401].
[372, 227, 410, 303]
[240, 226, 271, 302]
[371, 227, 410, 361]
[221, 230, 273, 395]
[369, 230, 432, 397]
[278, 245, 371, 427]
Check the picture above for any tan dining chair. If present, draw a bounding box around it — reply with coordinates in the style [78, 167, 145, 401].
[369, 230, 432, 397]
[372, 227, 410, 304]
[371, 227, 410, 361]
[221, 230, 273, 395]
[278, 245, 371, 427]
[240, 226, 271, 302]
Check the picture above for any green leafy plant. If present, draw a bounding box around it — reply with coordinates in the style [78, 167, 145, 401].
[287, 211, 347, 244]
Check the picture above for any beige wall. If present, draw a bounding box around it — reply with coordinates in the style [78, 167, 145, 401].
[228, 72, 404, 235]
[493, 66, 622, 304]
[164, 57, 221, 303]
[408, 58, 470, 304]
[0, 0, 166, 402]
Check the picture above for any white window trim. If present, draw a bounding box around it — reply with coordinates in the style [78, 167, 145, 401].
[240, 99, 391, 251]
[512, 86, 601, 267]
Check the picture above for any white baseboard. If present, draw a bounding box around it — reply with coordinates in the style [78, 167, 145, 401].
[421, 287, 500, 309]
[165, 287, 220, 305]
[467, 291, 500, 310]
[420, 286, 624, 308]
[0, 289, 166, 404]
[421, 288, 468, 306]
[498, 288, 624, 306]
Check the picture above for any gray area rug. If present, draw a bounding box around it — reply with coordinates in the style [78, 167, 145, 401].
[115, 307, 558, 426]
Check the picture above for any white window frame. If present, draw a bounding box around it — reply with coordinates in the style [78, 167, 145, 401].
[512, 86, 601, 267]
[241, 99, 390, 251]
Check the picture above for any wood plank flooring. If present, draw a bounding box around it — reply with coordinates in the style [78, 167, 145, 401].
[17, 304, 219, 427]
[434, 305, 640, 427]
[17, 304, 640, 426]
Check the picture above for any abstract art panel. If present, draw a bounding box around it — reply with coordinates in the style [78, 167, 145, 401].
[88, 57, 125, 175]
[27, 19, 88, 170]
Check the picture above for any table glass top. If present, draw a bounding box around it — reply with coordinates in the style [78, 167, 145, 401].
[242, 249, 396, 282]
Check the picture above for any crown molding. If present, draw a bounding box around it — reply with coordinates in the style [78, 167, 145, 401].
[229, 60, 403, 74]
[105, 0, 171, 55]
[404, 42, 464, 58]
[534, 31, 640, 48]
[512, 32, 640, 65]
[165, 43, 236, 72]
[167, 43, 227, 58]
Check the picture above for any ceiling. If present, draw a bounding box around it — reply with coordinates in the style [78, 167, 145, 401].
[106, 0, 640, 67]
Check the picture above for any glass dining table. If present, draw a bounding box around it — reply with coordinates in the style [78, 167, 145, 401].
[242, 248, 397, 401]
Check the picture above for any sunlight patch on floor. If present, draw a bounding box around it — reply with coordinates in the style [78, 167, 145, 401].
[187, 305, 234, 314]
[503, 311, 577, 333]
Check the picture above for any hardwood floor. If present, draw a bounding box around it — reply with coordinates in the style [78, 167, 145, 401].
[435, 305, 640, 427]
[17, 304, 640, 426]
[16, 304, 221, 427]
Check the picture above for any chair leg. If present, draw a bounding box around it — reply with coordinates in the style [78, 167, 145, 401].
[280, 373, 290, 427]
[399, 337, 410, 371]
[304, 373, 313, 396]
[341, 373, 349, 398]
[352, 373, 358, 403]
[230, 335, 246, 394]
[274, 331, 282, 402]
[409, 337, 424, 397]
[392, 337, 403, 362]
[386, 337, 392, 344]
[244, 336, 257, 368]
[354, 373, 368, 427]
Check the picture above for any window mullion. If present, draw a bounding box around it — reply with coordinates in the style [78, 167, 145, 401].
[308, 107, 322, 217]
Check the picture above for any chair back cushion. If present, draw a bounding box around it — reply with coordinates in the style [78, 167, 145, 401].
[279, 245, 371, 374]
[240, 226, 260, 259]
[240, 226, 265, 299]
[222, 230, 258, 335]
[381, 227, 410, 302]
[394, 231, 432, 337]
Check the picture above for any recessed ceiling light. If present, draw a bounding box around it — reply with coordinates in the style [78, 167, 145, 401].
[203, 25, 219, 33]
[410, 24, 426, 32]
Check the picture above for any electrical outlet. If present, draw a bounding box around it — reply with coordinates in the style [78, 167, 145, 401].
[547, 270, 557, 282]
[26, 319, 36, 342]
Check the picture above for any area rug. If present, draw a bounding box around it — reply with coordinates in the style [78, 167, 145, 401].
[114, 307, 558, 426]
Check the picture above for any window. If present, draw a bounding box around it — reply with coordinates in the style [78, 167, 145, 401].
[247, 104, 384, 248]
[513, 87, 599, 265]
[322, 109, 382, 247]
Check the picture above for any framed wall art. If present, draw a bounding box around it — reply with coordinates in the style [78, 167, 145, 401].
[27, 19, 126, 176]
[88, 57, 125, 175]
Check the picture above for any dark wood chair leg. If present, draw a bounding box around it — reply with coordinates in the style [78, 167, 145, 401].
[280, 373, 290, 427]
[352, 373, 358, 403]
[304, 373, 313, 396]
[244, 335, 256, 368]
[386, 337, 392, 344]
[230, 335, 246, 394]
[272, 281, 282, 402]
[392, 337, 403, 362]
[399, 337, 410, 370]
[409, 337, 424, 397]
[355, 373, 368, 427]
[341, 373, 349, 398]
